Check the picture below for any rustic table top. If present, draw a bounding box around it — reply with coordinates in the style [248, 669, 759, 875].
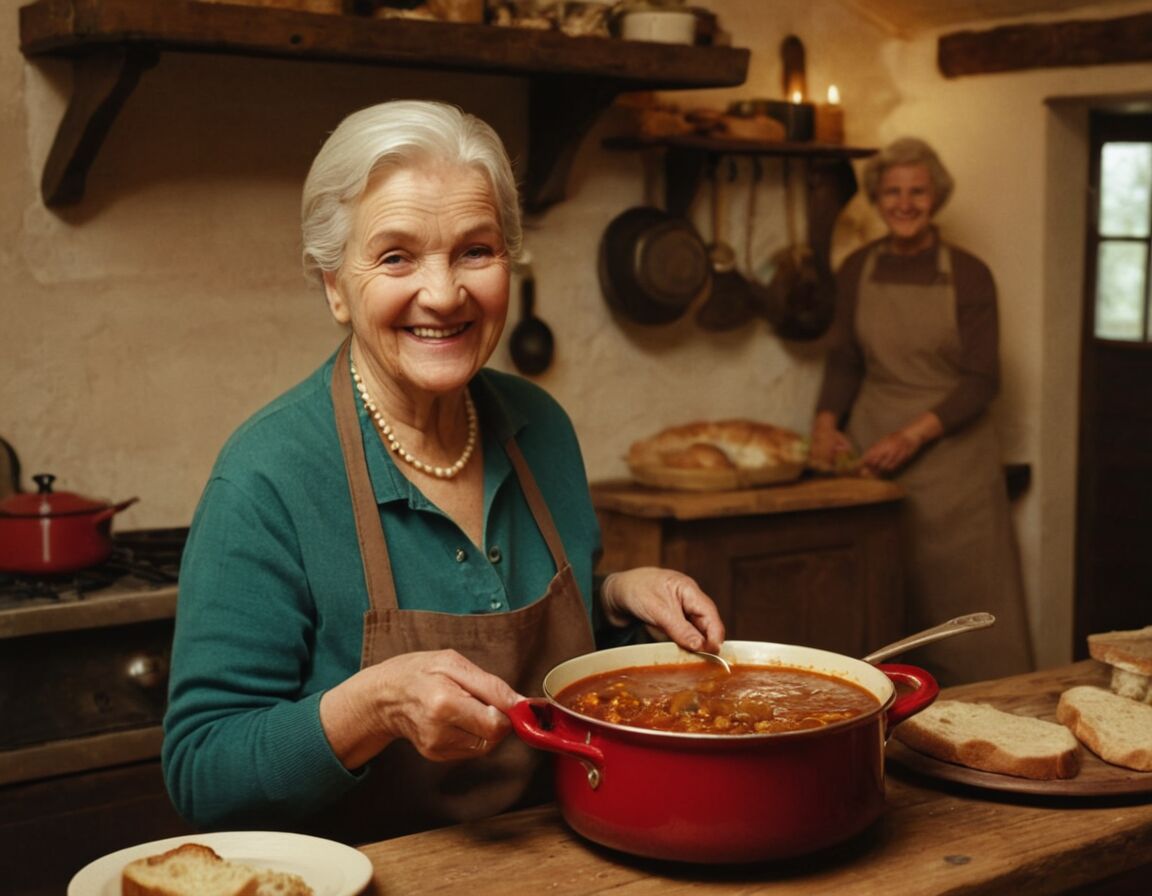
[357, 661, 1152, 895]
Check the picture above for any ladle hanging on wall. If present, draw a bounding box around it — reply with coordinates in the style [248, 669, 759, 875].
[509, 254, 555, 375]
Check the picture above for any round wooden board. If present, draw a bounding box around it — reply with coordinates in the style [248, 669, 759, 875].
[886, 661, 1152, 798]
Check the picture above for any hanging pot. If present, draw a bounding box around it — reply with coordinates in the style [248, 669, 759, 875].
[598, 206, 712, 325]
[0, 473, 138, 574]
[509, 639, 937, 864]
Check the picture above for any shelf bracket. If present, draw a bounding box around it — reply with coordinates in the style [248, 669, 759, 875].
[524, 76, 620, 215]
[40, 45, 158, 208]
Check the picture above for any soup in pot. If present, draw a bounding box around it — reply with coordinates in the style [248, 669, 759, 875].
[555, 662, 880, 734]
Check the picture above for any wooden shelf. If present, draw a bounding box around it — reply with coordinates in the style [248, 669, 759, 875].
[18, 0, 750, 211]
[603, 133, 876, 219]
[604, 133, 877, 159]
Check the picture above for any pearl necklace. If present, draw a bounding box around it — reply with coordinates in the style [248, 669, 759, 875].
[350, 359, 478, 479]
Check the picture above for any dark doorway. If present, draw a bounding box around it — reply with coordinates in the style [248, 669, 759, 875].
[1074, 110, 1152, 654]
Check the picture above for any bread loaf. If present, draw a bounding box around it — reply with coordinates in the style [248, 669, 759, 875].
[1056, 685, 1152, 772]
[122, 842, 313, 896]
[1088, 626, 1152, 703]
[893, 700, 1081, 780]
[627, 419, 807, 490]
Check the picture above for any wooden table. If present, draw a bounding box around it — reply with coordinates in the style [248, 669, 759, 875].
[358, 661, 1152, 895]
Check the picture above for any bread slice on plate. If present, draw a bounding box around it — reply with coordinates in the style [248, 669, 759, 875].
[1057, 685, 1152, 772]
[122, 842, 313, 896]
[893, 699, 1081, 780]
[1088, 626, 1152, 704]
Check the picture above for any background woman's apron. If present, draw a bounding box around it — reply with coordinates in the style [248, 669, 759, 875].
[315, 339, 595, 843]
[847, 246, 1034, 685]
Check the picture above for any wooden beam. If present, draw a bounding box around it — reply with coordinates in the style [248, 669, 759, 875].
[938, 11, 1152, 78]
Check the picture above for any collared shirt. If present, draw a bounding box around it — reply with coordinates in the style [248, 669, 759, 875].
[162, 346, 601, 828]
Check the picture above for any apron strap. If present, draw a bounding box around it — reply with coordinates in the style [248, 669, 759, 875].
[503, 438, 570, 573]
[331, 337, 397, 609]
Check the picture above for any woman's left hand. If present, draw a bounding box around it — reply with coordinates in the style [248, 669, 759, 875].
[862, 431, 920, 474]
[862, 411, 943, 475]
[600, 568, 725, 653]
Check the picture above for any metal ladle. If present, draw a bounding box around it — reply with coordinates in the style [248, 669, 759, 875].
[509, 256, 554, 376]
[862, 612, 996, 665]
[687, 612, 994, 674]
[693, 651, 732, 673]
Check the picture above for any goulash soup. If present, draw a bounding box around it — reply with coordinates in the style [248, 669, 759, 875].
[556, 663, 880, 735]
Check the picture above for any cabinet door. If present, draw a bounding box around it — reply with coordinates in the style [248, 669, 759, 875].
[669, 505, 904, 657]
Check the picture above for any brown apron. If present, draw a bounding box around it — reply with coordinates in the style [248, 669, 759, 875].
[848, 245, 1034, 685]
[315, 338, 595, 844]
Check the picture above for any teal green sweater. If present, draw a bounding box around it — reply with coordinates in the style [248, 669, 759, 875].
[162, 348, 601, 830]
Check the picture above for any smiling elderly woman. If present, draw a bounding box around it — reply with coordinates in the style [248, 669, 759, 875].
[808, 136, 1033, 686]
[162, 100, 724, 844]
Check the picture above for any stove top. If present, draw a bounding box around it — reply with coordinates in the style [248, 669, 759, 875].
[0, 528, 186, 638]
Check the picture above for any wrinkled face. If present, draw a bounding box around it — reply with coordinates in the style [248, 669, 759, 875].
[876, 163, 937, 250]
[324, 162, 510, 401]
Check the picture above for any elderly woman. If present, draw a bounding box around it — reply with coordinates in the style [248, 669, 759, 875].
[163, 100, 724, 843]
[809, 137, 1033, 686]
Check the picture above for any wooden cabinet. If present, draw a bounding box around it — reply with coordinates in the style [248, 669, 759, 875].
[592, 477, 906, 658]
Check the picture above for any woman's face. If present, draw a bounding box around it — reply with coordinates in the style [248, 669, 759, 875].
[324, 162, 510, 401]
[875, 163, 937, 251]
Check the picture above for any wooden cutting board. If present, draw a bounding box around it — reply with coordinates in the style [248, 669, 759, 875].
[887, 659, 1152, 797]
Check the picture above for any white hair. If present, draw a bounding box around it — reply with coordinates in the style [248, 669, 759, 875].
[300, 100, 523, 286]
[862, 136, 955, 212]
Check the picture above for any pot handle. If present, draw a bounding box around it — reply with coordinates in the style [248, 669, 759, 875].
[507, 699, 605, 790]
[92, 496, 139, 524]
[877, 663, 939, 733]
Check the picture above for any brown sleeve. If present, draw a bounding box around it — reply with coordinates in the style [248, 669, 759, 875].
[931, 248, 1001, 432]
[814, 247, 870, 425]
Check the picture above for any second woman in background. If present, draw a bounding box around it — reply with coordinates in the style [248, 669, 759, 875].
[810, 137, 1033, 686]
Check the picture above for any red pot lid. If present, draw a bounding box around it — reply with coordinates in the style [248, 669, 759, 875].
[0, 473, 110, 518]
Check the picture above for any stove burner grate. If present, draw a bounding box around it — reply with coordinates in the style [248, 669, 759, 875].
[0, 527, 187, 608]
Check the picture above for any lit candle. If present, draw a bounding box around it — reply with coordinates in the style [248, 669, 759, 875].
[815, 84, 845, 145]
[791, 89, 803, 104]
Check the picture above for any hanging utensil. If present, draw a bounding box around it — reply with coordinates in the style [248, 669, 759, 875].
[509, 256, 555, 375]
[695, 157, 755, 331]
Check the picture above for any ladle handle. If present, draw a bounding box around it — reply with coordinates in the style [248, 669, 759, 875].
[863, 612, 996, 665]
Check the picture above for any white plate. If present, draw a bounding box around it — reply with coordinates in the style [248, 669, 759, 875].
[68, 830, 373, 896]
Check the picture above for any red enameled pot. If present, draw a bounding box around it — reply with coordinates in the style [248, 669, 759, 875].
[509, 640, 938, 864]
[0, 473, 138, 574]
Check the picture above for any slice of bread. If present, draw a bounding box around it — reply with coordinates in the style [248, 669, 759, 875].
[1056, 685, 1152, 772]
[1088, 625, 1152, 675]
[1110, 667, 1152, 704]
[893, 700, 1081, 780]
[122, 842, 313, 896]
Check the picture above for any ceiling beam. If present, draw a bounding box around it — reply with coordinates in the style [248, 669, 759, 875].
[938, 11, 1152, 78]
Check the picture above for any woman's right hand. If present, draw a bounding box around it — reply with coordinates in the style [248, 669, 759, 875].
[319, 649, 522, 769]
[809, 411, 854, 469]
